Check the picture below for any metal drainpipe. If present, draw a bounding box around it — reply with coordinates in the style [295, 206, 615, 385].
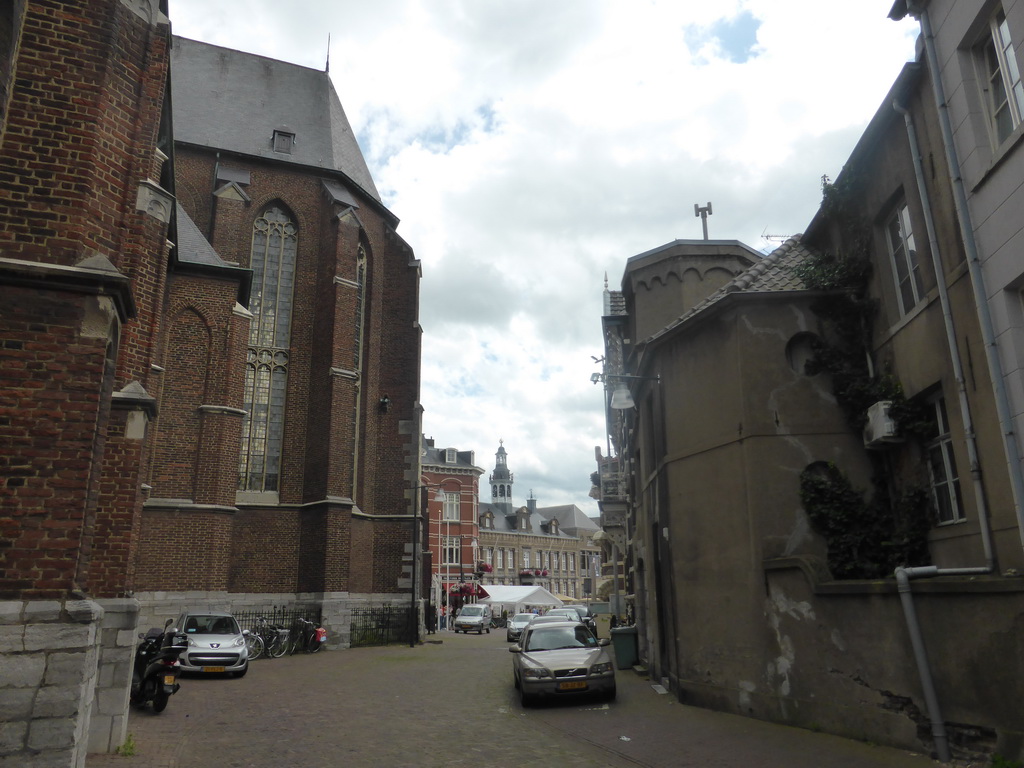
[906, 1, 1024, 554]
[895, 566, 991, 763]
[892, 97, 997, 571]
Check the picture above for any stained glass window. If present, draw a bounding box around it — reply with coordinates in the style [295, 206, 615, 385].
[239, 206, 296, 493]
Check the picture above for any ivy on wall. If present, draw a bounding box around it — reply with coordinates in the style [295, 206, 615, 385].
[799, 463, 932, 579]
[793, 176, 933, 578]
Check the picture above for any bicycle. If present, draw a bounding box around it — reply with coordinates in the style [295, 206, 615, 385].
[287, 617, 326, 654]
[250, 616, 288, 659]
[489, 615, 507, 629]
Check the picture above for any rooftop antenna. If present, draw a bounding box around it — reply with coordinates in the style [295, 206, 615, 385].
[694, 202, 713, 240]
[325, 34, 331, 72]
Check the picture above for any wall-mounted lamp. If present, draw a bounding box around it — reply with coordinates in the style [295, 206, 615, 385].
[378, 395, 391, 413]
[591, 372, 661, 410]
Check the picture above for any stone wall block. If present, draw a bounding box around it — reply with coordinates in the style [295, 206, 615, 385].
[0, 653, 45, 687]
[0, 625, 25, 653]
[34, 686, 82, 718]
[27, 716, 78, 751]
[25, 623, 94, 653]
[0, 722, 28, 756]
[42, 651, 93, 686]
[23, 602, 64, 622]
[0, 689, 35, 721]
[0, 602, 25, 624]
[95, 685, 130, 717]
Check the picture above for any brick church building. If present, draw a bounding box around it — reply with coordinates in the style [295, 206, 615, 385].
[0, 3, 422, 762]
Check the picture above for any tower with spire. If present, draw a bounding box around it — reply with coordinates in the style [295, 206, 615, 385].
[489, 440, 514, 515]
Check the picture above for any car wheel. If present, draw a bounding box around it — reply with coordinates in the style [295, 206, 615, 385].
[605, 685, 617, 702]
[513, 671, 520, 690]
[486, 627, 490, 634]
[519, 687, 534, 707]
[234, 662, 248, 679]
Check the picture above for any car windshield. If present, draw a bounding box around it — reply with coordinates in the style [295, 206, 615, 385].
[460, 606, 485, 616]
[183, 615, 239, 635]
[548, 610, 578, 619]
[524, 626, 597, 652]
[512, 614, 533, 623]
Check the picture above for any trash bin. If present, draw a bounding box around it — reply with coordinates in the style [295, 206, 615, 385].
[609, 625, 638, 668]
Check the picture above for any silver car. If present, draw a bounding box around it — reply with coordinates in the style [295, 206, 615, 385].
[510, 620, 616, 705]
[505, 612, 535, 642]
[176, 611, 249, 677]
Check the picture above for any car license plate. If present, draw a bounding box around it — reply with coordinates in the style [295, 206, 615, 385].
[163, 675, 176, 685]
[559, 681, 587, 691]
[202, 666, 225, 673]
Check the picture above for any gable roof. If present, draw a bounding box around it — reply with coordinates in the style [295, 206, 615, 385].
[170, 36, 380, 202]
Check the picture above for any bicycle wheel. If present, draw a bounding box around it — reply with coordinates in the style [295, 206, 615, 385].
[246, 632, 264, 660]
[267, 628, 289, 658]
[306, 630, 323, 653]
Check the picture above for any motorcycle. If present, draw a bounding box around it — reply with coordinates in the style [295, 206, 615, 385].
[130, 618, 187, 713]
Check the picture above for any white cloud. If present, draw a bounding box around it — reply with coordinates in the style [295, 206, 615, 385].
[170, 0, 919, 516]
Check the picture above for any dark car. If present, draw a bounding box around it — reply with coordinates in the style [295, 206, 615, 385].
[561, 604, 598, 634]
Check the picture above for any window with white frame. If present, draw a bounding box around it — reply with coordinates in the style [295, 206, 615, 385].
[496, 549, 503, 569]
[535, 551, 542, 569]
[927, 397, 965, 524]
[485, 547, 493, 565]
[885, 201, 924, 316]
[522, 550, 530, 569]
[442, 537, 460, 565]
[442, 491, 459, 521]
[979, 8, 1024, 145]
[570, 553, 576, 573]
[445, 448, 456, 463]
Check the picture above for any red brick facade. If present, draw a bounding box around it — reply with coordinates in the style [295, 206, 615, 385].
[0, 0, 173, 601]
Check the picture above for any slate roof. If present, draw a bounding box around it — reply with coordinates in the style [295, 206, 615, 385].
[175, 202, 233, 268]
[480, 503, 576, 539]
[535, 505, 599, 535]
[642, 235, 815, 347]
[170, 36, 380, 202]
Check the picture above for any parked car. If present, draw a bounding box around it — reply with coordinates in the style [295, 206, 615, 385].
[452, 604, 491, 634]
[176, 611, 249, 677]
[510, 620, 616, 705]
[506, 612, 535, 642]
[544, 608, 585, 623]
[561, 604, 598, 634]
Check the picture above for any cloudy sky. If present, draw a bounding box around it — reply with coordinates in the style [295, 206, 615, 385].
[169, 1, 919, 518]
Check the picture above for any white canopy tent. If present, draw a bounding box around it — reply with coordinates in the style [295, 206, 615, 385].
[478, 585, 563, 616]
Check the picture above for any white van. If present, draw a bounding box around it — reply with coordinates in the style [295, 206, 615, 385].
[452, 604, 491, 634]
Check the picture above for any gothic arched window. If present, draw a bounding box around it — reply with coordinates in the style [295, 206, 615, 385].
[239, 205, 297, 493]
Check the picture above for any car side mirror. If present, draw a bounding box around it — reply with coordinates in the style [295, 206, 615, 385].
[598, 638, 610, 647]
[509, 645, 521, 653]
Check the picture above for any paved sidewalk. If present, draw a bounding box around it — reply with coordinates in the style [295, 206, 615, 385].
[87, 631, 950, 768]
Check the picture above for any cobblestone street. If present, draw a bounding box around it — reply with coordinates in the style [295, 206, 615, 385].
[85, 628, 949, 768]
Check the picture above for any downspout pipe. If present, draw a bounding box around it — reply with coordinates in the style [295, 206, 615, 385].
[892, 97, 997, 571]
[895, 565, 992, 763]
[906, 1, 1024, 555]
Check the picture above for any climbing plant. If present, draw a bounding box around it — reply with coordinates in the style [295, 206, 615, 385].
[793, 176, 934, 578]
[800, 464, 932, 579]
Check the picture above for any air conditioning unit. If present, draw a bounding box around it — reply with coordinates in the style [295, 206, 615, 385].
[863, 400, 901, 448]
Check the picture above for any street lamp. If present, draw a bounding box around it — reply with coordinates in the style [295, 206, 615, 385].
[591, 371, 661, 410]
[410, 484, 446, 648]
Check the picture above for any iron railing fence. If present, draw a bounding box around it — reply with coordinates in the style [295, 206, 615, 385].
[350, 605, 412, 647]
[233, 605, 322, 634]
